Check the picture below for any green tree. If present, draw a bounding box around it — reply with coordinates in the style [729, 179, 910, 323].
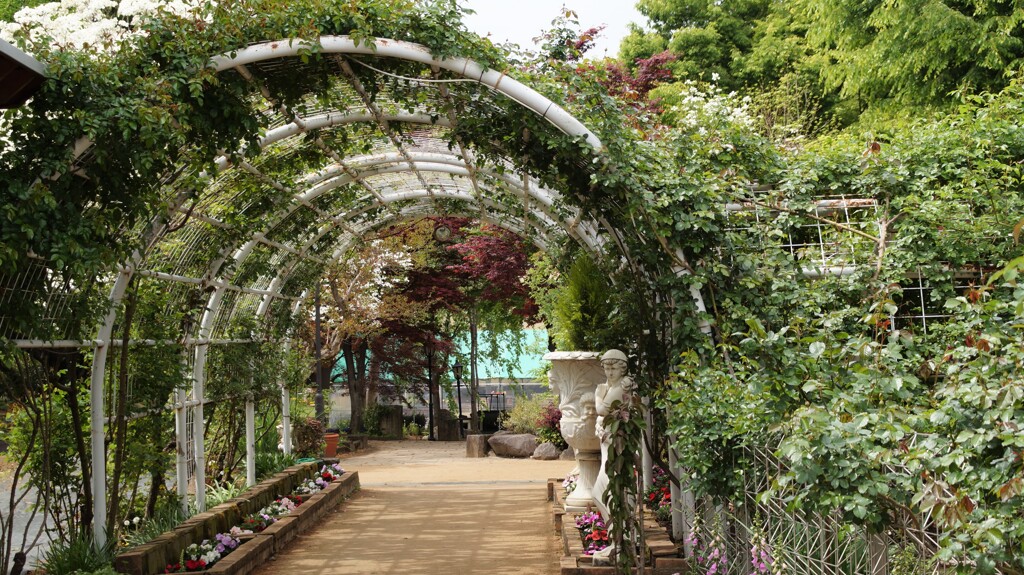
[0, 0, 44, 22]
[632, 0, 772, 88]
[794, 0, 1024, 107]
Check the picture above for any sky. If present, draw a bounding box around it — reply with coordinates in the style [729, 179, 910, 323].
[459, 1, 647, 59]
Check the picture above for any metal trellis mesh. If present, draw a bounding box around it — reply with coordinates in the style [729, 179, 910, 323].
[679, 438, 977, 575]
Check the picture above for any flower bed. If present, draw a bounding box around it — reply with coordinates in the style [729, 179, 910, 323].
[574, 512, 610, 556]
[548, 477, 684, 574]
[643, 466, 671, 524]
[115, 463, 359, 575]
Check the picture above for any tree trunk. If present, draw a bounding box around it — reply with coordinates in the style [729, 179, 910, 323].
[431, 356, 443, 439]
[63, 364, 92, 535]
[355, 340, 368, 425]
[367, 350, 383, 407]
[469, 310, 480, 433]
[343, 339, 369, 433]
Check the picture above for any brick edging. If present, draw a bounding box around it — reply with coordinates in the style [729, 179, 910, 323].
[115, 469, 360, 575]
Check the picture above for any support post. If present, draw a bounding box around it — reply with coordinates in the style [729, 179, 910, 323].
[669, 439, 683, 541]
[87, 264, 135, 549]
[174, 385, 189, 514]
[281, 383, 292, 455]
[313, 283, 324, 423]
[245, 394, 256, 487]
[192, 341, 209, 511]
[868, 533, 890, 575]
[279, 339, 293, 455]
[642, 396, 653, 491]
[89, 341, 108, 549]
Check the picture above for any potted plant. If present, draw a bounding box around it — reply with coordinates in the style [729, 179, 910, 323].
[324, 427, 341, 458]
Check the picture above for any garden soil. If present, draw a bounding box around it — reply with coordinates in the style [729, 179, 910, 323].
[254, 439, 573, 575]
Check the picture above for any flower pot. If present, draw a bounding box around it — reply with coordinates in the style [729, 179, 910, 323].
[324, 433, 340, 458]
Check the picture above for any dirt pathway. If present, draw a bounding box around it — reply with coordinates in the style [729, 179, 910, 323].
[254, 440, 573, 575]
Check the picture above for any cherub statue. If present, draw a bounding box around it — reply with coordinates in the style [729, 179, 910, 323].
[590, 349, 635, 564]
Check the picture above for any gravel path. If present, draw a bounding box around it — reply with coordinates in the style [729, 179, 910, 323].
[254, 439, 573, 575]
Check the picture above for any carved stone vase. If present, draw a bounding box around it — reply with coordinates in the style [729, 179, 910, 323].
[544, 351, 603, 511]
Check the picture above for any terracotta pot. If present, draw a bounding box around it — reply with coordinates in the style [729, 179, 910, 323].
[324, 433, 340, 458]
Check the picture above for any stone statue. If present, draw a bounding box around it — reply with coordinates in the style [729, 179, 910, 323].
[591, 349, 634, 564]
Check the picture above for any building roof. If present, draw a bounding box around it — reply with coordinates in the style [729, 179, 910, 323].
[0, 39, 46, 108]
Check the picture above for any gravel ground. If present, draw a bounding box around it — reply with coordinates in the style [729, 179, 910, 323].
[0, 473, 51, 571]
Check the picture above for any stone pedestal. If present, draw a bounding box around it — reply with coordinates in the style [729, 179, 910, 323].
[465, 434, 491, 457]
[544, 351, 603, 511]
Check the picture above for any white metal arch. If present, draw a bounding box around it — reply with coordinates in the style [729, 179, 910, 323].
[209, 36, 603, 150]
[87, 35, 621, 543]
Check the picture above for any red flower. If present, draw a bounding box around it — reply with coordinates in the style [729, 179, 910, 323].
[184, 559, 206, 571]
[165, 563, 181, 573]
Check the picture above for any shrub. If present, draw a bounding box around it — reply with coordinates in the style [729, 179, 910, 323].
[120, 501, 187, 550]
[362, 403, 385, 436]
[500, 394, 549, 434]
[497, 392, 557, 433]
[291, 417, 325, 457]
[536, 403, 568, 450]
[206, 480, 244, 508]
[255, 450, 297, 480]
[41, 533, 112, 575]
[403, 421, 422, 437]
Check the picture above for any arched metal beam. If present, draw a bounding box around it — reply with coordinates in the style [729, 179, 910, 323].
[209, 36, 603, 151]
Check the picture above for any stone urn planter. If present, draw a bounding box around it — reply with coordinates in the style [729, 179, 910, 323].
[544, 351, 603, 511]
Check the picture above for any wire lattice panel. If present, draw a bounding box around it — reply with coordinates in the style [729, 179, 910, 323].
[678, 437, 984, 575]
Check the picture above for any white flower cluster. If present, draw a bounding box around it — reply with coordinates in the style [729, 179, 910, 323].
[1, 0, 199, 53]
[669, 80, 755, 133]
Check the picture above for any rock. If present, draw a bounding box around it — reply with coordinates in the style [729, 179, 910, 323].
[466, 434, 491, 458]
[488, 433, 539, 458]
[532, 442, 562, 460]
[560, 447, 575, 460]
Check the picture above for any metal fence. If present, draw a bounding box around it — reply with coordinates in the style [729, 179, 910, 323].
[676, 438, 950, 575]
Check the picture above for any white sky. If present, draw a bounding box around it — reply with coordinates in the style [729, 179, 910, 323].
[459, 1, 646, 59]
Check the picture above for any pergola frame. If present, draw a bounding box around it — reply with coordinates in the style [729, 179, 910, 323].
[73, 36, 659, 547]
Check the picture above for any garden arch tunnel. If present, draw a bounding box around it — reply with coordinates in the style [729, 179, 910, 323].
[0, 16, 708, 548]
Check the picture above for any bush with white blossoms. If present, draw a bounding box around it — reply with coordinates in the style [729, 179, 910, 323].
[1, 0, 199, 52]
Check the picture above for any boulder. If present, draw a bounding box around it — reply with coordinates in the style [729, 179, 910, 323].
[488, 433, 539, 458]
[532, 442, 563, 460]
[560, 447, 575, 460]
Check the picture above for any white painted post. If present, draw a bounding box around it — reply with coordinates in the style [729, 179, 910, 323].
[192, 341, 208, 512]
[280, 340, 294, 455]
[642, 396, 653, 491]
[669, 440, 683, 541]
[87, 265, 134, 548]
[245, 394, 256, 487]
[174, 385, 189, 514]
[89, 343, 108, 548]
